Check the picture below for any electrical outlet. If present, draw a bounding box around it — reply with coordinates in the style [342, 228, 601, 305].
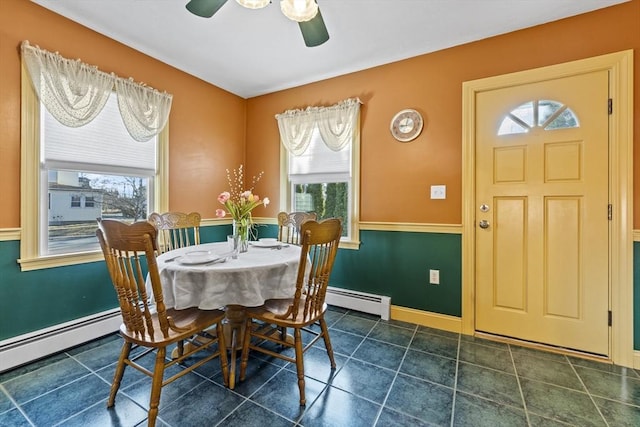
[429, 269, 440, 285]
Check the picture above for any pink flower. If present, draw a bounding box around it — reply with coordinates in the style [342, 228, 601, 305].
[263, 197, 270, 206]
[218, 192, 230, 203]
[215, 209, 226, 218]
[241, 190, 252, 199]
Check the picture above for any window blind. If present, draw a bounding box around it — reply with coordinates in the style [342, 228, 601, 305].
[289, 128, 350, 184]
[43, 94, 156, 174]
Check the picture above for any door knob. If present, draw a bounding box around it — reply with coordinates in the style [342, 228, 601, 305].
[478, 220, 490, 229]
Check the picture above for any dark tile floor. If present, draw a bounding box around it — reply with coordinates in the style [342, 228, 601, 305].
[1, 306, 639, 426]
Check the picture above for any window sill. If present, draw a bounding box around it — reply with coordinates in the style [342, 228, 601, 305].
[339, 239, 360, 250]
[18, 251, 104, 272]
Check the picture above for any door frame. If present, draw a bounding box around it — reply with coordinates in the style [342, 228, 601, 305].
[461, 50, 634, 367]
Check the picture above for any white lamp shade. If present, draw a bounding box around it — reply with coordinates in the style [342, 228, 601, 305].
[280, 0, 318, 22]
[236, 0, 270, 9]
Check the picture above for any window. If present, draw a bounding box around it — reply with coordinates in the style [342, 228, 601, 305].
[288, 128, 351, 238]
[70, 195, 81, 208]
[498, 99, 579, 135]
[20, 42, 169, 270]
[277, 98, 361, 249]
[42, 94, 156, 256]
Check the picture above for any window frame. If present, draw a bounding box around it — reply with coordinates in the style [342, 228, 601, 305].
[279, 127, 360, 250]
[19, 63, 169, 271]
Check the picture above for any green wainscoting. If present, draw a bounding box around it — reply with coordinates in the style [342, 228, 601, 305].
[331, 230, 462, 316]
[2, 229, 637, 351]
[0, 240, 115, 340]
[255, 225, 462, 316]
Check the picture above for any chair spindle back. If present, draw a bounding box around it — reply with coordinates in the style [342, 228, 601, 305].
[148, 211, 201, 254]
[277, 211, 318, 245]
[280, 218, 341, 323]
[97, 219, 170, 339]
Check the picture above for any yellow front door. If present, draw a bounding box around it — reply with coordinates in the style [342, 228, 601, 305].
[475, 70, 609, 355]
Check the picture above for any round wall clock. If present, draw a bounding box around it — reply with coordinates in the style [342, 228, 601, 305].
[390, 109, 423, 142]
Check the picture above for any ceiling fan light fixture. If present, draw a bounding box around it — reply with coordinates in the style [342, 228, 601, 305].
[280, 0, 318, 22]
[235, 0, 270, 9]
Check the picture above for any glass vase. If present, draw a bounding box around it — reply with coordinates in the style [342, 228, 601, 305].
[232, 217, 251, 253]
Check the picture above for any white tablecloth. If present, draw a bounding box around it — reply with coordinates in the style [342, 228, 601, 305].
[154, 242, 301, 310]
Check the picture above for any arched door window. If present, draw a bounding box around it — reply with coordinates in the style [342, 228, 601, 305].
[498, 99, 579, 135]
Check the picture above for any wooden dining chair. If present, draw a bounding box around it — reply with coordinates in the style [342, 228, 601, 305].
[148, 211, 201, 254]
[277, 211, 317, 245]
[97, 219, 229, 427]
[239, 218, 342, 406]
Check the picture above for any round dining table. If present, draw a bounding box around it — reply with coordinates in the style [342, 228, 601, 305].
[154, 241, 302, 388]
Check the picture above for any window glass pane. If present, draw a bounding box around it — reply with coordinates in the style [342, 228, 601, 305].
[497, 99, 580, 136]
[293, 182, 349, 238]
[498, 116, 528, 135]
[47, 171, 149, 255]
[510, 102, 534, 127]
[545, 108, 579, 130]
[537, 100, 563, 126]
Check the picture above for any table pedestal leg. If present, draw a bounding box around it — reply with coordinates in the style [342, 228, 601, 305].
[224, 304, 246, 389]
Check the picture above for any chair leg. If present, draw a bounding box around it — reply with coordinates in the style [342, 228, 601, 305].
[239, 318, 253, 381]
[107, 341, 132, 407]
[147, 347, 167, 427]
[216, 322, 230, 387]
[319, 317, 336, 369]
[293, 328, 306, 406]
[176, 339, 184, 358]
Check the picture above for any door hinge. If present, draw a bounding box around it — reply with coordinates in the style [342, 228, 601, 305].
[608, 98, 613, 115]
[608, 310, 612, 326]
[608, 204, 612, 221]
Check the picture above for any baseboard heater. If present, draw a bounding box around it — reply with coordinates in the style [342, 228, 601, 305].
[325, 286, 391, 320]
[0, 308, 122, 373]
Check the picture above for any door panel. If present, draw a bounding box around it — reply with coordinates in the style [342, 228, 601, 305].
[475, 70, 609, 355]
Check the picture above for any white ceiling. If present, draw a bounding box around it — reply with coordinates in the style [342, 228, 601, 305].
[31, 0, 628, 99]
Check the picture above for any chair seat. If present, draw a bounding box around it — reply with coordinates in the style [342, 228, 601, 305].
[120, 307, 226, 346]
[246, 297, 328, 326]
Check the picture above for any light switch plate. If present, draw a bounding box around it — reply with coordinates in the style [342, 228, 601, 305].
[430, 185, 446, 199]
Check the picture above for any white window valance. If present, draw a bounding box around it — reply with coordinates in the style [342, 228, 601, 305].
[275, 97, 361, 156]
[20, 40, 172, 142]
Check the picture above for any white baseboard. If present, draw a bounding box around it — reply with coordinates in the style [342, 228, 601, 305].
[0, 309, 121, 373]
[326, 286, 391, 320]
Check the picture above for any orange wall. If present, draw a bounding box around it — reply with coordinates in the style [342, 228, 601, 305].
[246, 0, 640, 224]
[1, 1, 639, 228]
[0, 0, 246, 229]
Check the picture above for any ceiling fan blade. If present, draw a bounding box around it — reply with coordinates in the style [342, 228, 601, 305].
[299, 8, 329, 47]
[185, 0, 228, 18]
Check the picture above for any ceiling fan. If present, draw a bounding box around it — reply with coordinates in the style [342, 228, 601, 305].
[185, 0, 330, 47]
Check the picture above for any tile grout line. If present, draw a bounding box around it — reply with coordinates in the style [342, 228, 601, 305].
[565, 355, 610, 427]
[449, 333, 461, 427]
[372, 322, 420, 426]
[508, 344, 532, 427]
[0, 383, 36, 427]
[292, 309, 351, 426]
